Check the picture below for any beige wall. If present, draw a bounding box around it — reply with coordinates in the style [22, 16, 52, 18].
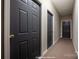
[38, 0, 60, 55]
[72, 0, 78, 54]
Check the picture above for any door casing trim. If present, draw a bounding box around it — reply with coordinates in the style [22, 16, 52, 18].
[4, 0, 10, 59]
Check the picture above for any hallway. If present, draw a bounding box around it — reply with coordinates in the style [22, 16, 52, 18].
[3, 0, 78, 59]
[42, 39, 77, 59]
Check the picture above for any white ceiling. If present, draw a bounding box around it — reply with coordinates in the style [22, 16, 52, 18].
[52, 0, 75, 16]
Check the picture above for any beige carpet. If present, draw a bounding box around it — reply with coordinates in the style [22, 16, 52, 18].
[42, 38, 77, 59]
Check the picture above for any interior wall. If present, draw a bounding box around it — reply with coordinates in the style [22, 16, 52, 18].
[60, 16, 72, 39]
[38, 0, 60, 55]
[72, 0, 78, 54]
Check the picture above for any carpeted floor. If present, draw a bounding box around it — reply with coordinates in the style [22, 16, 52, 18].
[42, 38, 77, 59]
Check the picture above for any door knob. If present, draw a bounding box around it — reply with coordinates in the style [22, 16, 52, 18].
[10, 34, 14, 38]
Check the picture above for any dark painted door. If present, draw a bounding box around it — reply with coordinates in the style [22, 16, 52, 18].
[10, 0, 41, 59]
[47, 11, 53, 48]
[62, 21, 70, 38]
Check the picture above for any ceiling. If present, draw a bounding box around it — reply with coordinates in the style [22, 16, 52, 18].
[52, 0, 75, 16]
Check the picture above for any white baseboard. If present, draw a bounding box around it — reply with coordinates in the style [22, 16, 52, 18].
[72, 42, 78, 55]
[41, 49, 48, 57]
[38, 38, 59, 59]
[53, 38, 59, 45]
[42, 38, 59, 57]
[37, 49, 48, 59]
[74, 46, 78, 55]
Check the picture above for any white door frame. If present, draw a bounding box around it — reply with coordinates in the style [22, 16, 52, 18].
[4, 0, 10, 59]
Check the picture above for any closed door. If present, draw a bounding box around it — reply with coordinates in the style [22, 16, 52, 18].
[10, 0, 41, 59]
[62, 21, 70, 38]
[47, 11, 53, 48]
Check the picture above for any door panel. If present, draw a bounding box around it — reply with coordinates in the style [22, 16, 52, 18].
[18, 41, 28, 59]
[19, 9, 28, 33]
[28, 0, 40, 57]
[47, 11, 53, 48]
[10, 0, 41, 59]
[62, 21, 70, 38]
